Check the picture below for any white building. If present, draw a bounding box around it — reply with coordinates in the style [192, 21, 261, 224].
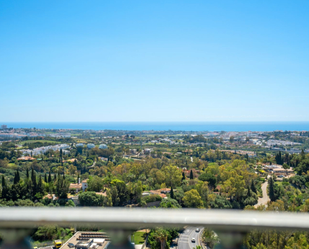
[21, 144, 70, 156]
[69, 179, 88, 193]
[87, 143, 95, 149]
[99, 144, 108, 149]
[82, 179, 88, 191]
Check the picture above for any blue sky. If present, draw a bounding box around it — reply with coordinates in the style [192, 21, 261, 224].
[0, 0, 308, 122]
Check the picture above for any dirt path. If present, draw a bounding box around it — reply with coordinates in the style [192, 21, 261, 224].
[254, 180, 270, 208]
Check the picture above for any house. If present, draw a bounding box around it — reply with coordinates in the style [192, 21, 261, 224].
[17, 156, 36, 161]
[82, 179, 88, 190]
[130, 149, 137, 154]
[69, 183, 82, 193]
[69, 179, 88, 193]
[42, 194, 57, 201]
[272, 167, 294, 176]
[142, 188, 171, 199]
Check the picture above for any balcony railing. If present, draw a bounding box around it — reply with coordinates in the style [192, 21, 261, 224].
[1, 208, 309, 249]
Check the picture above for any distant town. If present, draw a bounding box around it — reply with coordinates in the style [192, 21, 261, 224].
[1, 124, 309, 248]
[1, 124, 308, 156]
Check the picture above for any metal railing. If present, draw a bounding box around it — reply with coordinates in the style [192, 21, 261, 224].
[1, 208, 309, 249]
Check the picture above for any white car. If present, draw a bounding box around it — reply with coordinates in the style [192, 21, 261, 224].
[195, 228, 200, 232]
[191, 238, 196, 243]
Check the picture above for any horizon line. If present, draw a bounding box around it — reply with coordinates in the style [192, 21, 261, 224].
[1, 121, 309, 123]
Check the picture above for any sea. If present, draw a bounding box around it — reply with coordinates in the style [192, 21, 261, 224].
[1, 122, 309, 132]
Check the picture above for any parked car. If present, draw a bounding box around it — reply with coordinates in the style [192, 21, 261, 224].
[68, 243, 75, 248]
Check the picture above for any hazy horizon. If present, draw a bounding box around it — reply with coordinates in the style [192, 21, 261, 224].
[1, 121, 309, 132]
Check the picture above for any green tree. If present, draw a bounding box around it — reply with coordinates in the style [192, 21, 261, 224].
[55, 175, 69, 199]
[159, 198, 181, 208]
[170, 186, 174, 199]
[79, 191, 104, 206]
[301, 149, 306, 160]
[36, 175, 45, 198]
[65, 200, 75, 207]
[268, 177, 275, 202]
[14, 170, 20, 184]
[104, 189, 113, 207]
[182, 172, 186, 181]
[1, 175, 8, 200]
[285, 233, 309, 249]
[202, 229, 219, 249]
[162, 165, 182, 188]
[110, 186, 120, 206]
[110, 179, 128, 206]
[183, 189, 203, 208]
[31, 168, 37, 195]
[198, 173, 216, 189]
[282, 163, 290, 175]
[26, 168, 29, 180]
[195, 181, 209, 207]
[127, 181, 143, 204]
[209, 195, 232, 209]
[60, 148, 63, 166]
[87, 176, 103, 192]
[251, 180, 257, 193]
[152, 228, 169, 249]
[48, 172, 52, 183]
[33, 226, 60, 241]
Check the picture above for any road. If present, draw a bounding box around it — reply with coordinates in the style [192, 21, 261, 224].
[178, 227, 203, 249]
[38, 246, 53, 249]
[254, 180, 270, 208]
[89, 160, 96, 168]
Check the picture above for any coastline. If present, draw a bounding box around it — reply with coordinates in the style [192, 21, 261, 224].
[1, 122, 308, 132]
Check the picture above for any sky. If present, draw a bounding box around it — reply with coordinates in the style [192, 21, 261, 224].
[0, 0, 309, 122]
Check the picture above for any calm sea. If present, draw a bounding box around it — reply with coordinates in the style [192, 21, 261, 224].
[1, 122, 309, 132]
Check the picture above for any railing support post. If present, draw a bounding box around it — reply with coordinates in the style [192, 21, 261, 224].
[214, 231, 247, 249]
[106, 229, 135, 249]
[0, 229, 33, 249]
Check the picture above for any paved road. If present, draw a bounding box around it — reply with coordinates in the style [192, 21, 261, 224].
[254, 180, 270, 208]
[38, 246, 53, 249]
[178, 227, 203, 249]
[89, 160, 96, 168]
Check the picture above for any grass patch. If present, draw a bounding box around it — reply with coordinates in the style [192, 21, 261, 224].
[75, 139, 88, 143]
[131, 232, 146, 244]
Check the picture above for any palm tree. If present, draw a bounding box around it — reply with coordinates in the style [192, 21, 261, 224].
[153, 228, 169, 249]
